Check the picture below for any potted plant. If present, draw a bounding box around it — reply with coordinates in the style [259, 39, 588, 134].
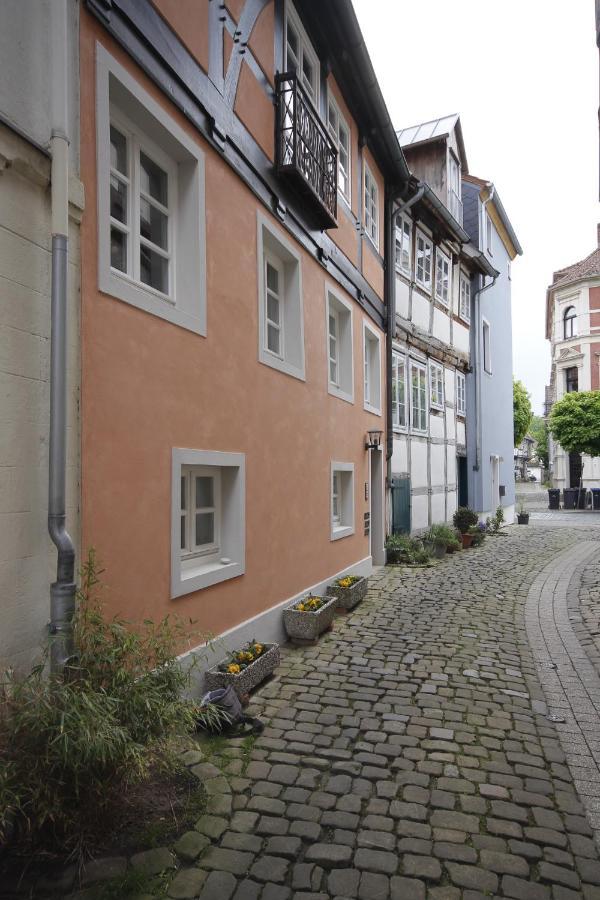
[327, 574, 368, 612]
[205, 639, 280, 697]
[452, 507, 479, 548]
[283, 594, 337, 645]
[468, 522, 487, 546]
[517, 503, 530, 525]
[385, 534, 431, 565]
[424, 524, 450, 558]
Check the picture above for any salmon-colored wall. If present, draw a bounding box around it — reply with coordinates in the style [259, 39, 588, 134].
[151, 0, 209, 74]
[592, 343, 600, 390]
[79, 16, 384, 642]
[332, 209, 359, 267]
[224, 29, 234, 80]
[248, 1, 275, 86]
[234, 60, 274, 161]
[225, 0, 245, 23]
[590, 287, 600, 330]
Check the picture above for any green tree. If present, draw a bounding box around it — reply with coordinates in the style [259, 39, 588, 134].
[548, 391, 600, 459]
[530, 415, 549, 469]
[513, 379, 533, 447]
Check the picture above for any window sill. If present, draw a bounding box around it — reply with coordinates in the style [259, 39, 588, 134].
[100, 268, 205, 335]
[459, 314, 471, 325]
[331, 524, 354, 542]
[395, 266, 411, 280]
[430, 404, 444, 413]
[328, 383, 354, 405]
[259, 351, 306, 382]
[415, 281, 432, 295]
[364, 400, 382, 417]
[435, 295, 450, 308]
[363, 231, 380, 255]
[173, 557, 244, 598]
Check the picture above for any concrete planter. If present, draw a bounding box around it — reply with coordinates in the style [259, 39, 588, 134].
[205, 643, 280, 697]
[517, 513, 530, 525]
[327, 576, 368, 612]
[283, 596, 336, 645]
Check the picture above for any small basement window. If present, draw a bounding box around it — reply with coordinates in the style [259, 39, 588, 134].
[331, 462, 355, 541]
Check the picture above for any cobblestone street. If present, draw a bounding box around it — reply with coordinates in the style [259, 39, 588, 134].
[161, 525, 600, 899]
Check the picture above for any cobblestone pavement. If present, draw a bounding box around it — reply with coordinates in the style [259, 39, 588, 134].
[171, 526, 600, 899]
[530, 512, 600, 526]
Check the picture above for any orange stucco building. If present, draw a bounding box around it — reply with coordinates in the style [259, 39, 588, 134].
[78, 0, 411, 660]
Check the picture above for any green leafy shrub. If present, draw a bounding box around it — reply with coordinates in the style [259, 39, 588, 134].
[468, 522, 487, 546]
[486, 505, 505, 534]
[425, 523, 460, 550]
[452, 506, 478, 534]
[385, 534, 431, 565]
[0, 550, 203, 854]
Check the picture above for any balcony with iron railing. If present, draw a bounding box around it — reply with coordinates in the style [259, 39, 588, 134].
[275, 72, 338, 229]
[448, 188, 463, 226]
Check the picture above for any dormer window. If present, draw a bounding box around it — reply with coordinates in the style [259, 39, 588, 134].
[285, 1, 319, 107]
[448, 152, 462, 224]
[563, 306, 577, 340]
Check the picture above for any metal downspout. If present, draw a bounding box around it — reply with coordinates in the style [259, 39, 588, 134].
[48, 0, 76, 674]
[385, 184, 425, 537]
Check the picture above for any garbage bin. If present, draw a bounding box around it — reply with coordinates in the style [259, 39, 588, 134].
[563, 488, 577, 510]
[548, 488, 560, 510]
[592, 489, 600, 510]
[577, 488, 589, 510]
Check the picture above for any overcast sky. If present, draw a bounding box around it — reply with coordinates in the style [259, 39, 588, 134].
[353, 0, 599, 414]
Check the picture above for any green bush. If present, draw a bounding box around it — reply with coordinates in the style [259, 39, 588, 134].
[452, 506, 478, 534]
[385, 534, 431, 565]
[425, 523, 460, 549]
[486, 506, 505, 534]
[0, 550, 204, 854]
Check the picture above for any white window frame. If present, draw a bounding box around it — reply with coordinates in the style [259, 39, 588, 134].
[459, 272, 471, 323]
[325, 285, 354, 404]
[171, 449, 245, 598]
[330, 461, 355, 541]
[364, 163, 379, 250]
[429, 361, 445, 410]
[456, 371, 466, 416]
[391, 350, 407, 431]
[482, 318, 492, 374]
[395, 215, 412, 278]
[363, 320, 382, 415]
[327, 91, 351, 206]
[415, 229, 433, 292]
[264, 250, 285, 360]
[257, 212, 305, 381]
[96, 44, 206, 335]
[435, 247, 451, 306]
[180, 466, 221, 559]
[410, 359, 428, 433]
[284, 0, 320, 108]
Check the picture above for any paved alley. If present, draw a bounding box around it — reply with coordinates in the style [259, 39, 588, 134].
[166, 525, 600, 899]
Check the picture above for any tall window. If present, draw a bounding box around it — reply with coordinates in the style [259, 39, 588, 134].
[264, 252, 284, 359]
[415, 230, 432, 291]
[363, 323, 381, 413]
[482, 319, 492, 374]
[410, 361, 427, 432]
[110, 120, 174, 298]
[364, 164, 379, 248]
[565, 367, 578, 393]
[395, 216, 412, 276]
[330, 462, 355, 541]
[459, 273, 471, 322]
[456, 371, 466, 415]
[180, 467, 220, 559]
[429, 361, 444, 410]
[285, 2, 319, 105]
[327, 95, 351, 204]
[435, 249, 451, 306]
[563, 306, 577, 339]
[391, 351, 406, 429]
[328, 306, 339, 386]
[448, 152, 461, 223]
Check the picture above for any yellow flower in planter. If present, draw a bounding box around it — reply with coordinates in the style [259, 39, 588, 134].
[227, 664, 241, 674]
[297, 603, 305, 611]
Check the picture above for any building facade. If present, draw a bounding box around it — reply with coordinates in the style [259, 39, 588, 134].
[0, 0, 82, 670]
[545, 227, 600, 489]
[462, 176, 522, 524]
[389, 116, 495, 532]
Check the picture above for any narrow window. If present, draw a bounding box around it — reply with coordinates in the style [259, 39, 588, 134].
[139, 151, 170, 295]
[448, 153, 462, 223]
[392, 351, 406, 428]
[364, 164, 379, 248]
[430, 362, 444, 409]
[265, 252, 284, 359]
[285, 2, 319, 105]
[565, 366, 578, 393]
[435, 249, 451, 306]
[459, 273, 471, 322]
[363, 324, 381, 413]
[395, 216, 412, 276]
[328, 307, 339, 386]
[331, 470, 341, 527]
[410, 361, 427, 432]
[180, 467, 220, 558]
[330, 463, 355, 540]
[456, 371, 466, 415]
[483, 320, 492, 374]
[109, 124, 130, 274]
[563, 306, 577, 340]
[415, 231, 432, 291]
[327, 95, 351, 204]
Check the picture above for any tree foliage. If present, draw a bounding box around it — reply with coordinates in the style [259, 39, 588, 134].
[513, 379, 533, 447]
[548, 391, 600, 457]
[529, 415, 549, 468]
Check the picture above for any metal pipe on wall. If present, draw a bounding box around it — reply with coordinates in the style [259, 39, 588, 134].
[48, 0, 76, 674]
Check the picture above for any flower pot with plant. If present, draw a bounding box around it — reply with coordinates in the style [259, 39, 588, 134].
[205, 640, 280, 697]
[283, 594, 337, 645]
[426, 523, 460, 556]
[453, 506, 479, 548]
[517, 503, 530, 525]
[326, 574, 368, 612]
[468, 521, 487, 546]
[385, 534, 431, 566]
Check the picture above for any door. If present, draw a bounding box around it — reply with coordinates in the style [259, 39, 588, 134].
[569, 452, 582, 489]
[391, 475, 411, 534]
[457, 456, 468, 508]
[369, 448, 385, 565]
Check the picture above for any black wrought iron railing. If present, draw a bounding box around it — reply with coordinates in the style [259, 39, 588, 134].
[275, 72, 338, 228]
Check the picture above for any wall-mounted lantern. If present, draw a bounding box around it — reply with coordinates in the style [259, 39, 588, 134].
[365, 429, 382, 451]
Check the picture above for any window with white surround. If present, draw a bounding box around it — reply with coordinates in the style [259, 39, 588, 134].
[364, 163, 379, 249]
[285, 0, 319, 107]
[363, 322, 382, 414]
[486, 213, 493, 256]
[327, 93, 351, 205]
[395, 216, 412, 277]
[482, 319, 492, 374]
[429, 361, 444, 410]
[448, 152, 462, 224]
[330, 462, 354, 540]
[96, 45, 206, 335]
[456, 371, 466, 416]
[415, 230, 432, 291]
[326, 286, 354, 403]
[435, 248, 451, 306]
[459, 272, 471, 322]
[391, 350, 406, 430]
[257, 213, 305, 380]
[171, 449, 245, 598]
[410, 360, 427, 432]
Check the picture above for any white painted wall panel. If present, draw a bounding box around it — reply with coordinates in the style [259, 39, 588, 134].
[446, 409, 456, 441]
[412, 293, 430, 332]
[391, 436, 408, 474]
[396, 277, 409, 321]
[431, 492, 445, 523]
[432, 307, 450, 344]
[430, 414, 444, 440]
[457, 421, 466, 445]
[431, 443, 445, 485]
[453, 321, 469, 354]
[447, 491, 457, 521]
[411, 441, 428, 488]
[412, 494, 429, 530]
